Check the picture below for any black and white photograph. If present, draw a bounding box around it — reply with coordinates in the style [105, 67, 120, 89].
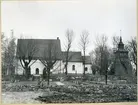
[1, 0, 137, 104]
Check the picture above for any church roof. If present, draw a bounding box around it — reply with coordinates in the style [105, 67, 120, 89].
[16, 38, 62, 60]
[16, 38, 91, 63]
[62, 51, 82, 62]
[62, 51, 91, 64]
[82, 56, 91, 64]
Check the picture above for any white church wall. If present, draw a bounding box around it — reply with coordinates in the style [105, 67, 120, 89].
[85, 64, 92, 74]
[51, 60, 63, 74]
[16, 59, 63, 75]
[30, 60, 45, 75]
[67, 62, 83, 74]
[16, 59, 92, 75]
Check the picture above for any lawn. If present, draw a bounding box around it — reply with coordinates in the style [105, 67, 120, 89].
[2, 80, 137, 104]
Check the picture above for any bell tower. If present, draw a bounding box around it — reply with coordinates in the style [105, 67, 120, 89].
[110, 36, 133, 78]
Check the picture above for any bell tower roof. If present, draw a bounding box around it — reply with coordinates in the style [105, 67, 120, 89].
[118, 36, 124, 50]
[120, 36, 122, 42]
[119, 36, 123, 44]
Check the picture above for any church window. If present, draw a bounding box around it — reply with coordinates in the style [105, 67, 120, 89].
[72, 65, 75, 70]
[85, 67, 88, 71]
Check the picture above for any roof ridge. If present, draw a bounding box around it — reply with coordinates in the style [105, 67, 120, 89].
[18, 38, 58, 40]
[62, 51, 81, 53]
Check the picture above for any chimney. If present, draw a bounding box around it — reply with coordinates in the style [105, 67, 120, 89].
[57, 37, 59, 40]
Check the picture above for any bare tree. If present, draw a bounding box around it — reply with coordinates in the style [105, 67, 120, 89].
[1, 30, 16, 79]
[1, 32, 6, 65]
[95, 35, 108, 74]
[7, 30, 16, 76]
[1, 32, 6, 52]
[90, 51, 98, 75]
[79, 30, 89, 76]
[1, 32, 8, 76]
[92, 34, 110, 84]
[40, 41, 61, 85]
[17, 39, 38, 79]
[90, 49, 101, 74]
[112, 35, 120, 49]
[126, 37, 137, 75]
[64, 29, 74, 75]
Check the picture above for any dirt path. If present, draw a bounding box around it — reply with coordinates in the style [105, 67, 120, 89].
[1, 81, 66, 104]
[55, 81, 65, 86]
[2, 91, 44, 104]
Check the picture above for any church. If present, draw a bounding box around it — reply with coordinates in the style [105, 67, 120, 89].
[15, 37, 92, 75]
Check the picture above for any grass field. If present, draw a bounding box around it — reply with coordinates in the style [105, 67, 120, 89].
[2, 80, 137, 103]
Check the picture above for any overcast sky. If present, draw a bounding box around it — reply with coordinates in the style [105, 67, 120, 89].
[1, 0, 137, 55]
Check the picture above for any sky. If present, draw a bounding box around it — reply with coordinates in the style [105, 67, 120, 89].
[1, 0, 137, 55]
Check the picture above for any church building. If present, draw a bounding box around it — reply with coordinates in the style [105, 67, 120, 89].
[15, 37, 92, 76]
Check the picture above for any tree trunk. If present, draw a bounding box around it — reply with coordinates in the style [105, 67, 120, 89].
[135, 65, 137, 76]
[83, 51, 86, 76]
[105, 74, 107, 85]
[47, 68, 50, 85]
[83, 64, 85, 75]
[43, 68, 47, 80]
[65, 63, 68, 75]
[105, 54, 108, 85]
[100, 53, 103, 75]
[24, 66, 30, 80]
[25, 67, 29, 80]
[135, 69, 137, 76]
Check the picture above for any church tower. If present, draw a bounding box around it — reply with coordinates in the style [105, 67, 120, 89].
[111, 36, 133, 77]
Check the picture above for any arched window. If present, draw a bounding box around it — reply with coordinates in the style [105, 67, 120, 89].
[36, 68, 39, 74]
[85, 67, 88, 71]
[72, 65, 75, 70]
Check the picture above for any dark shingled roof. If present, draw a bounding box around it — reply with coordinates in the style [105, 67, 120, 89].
[16, 38, 62, 60]
[62, 51, 82, 62]
[83, 56, 91, 64]
[16, 38, 91, 64]
[62, 52, 91, 64]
